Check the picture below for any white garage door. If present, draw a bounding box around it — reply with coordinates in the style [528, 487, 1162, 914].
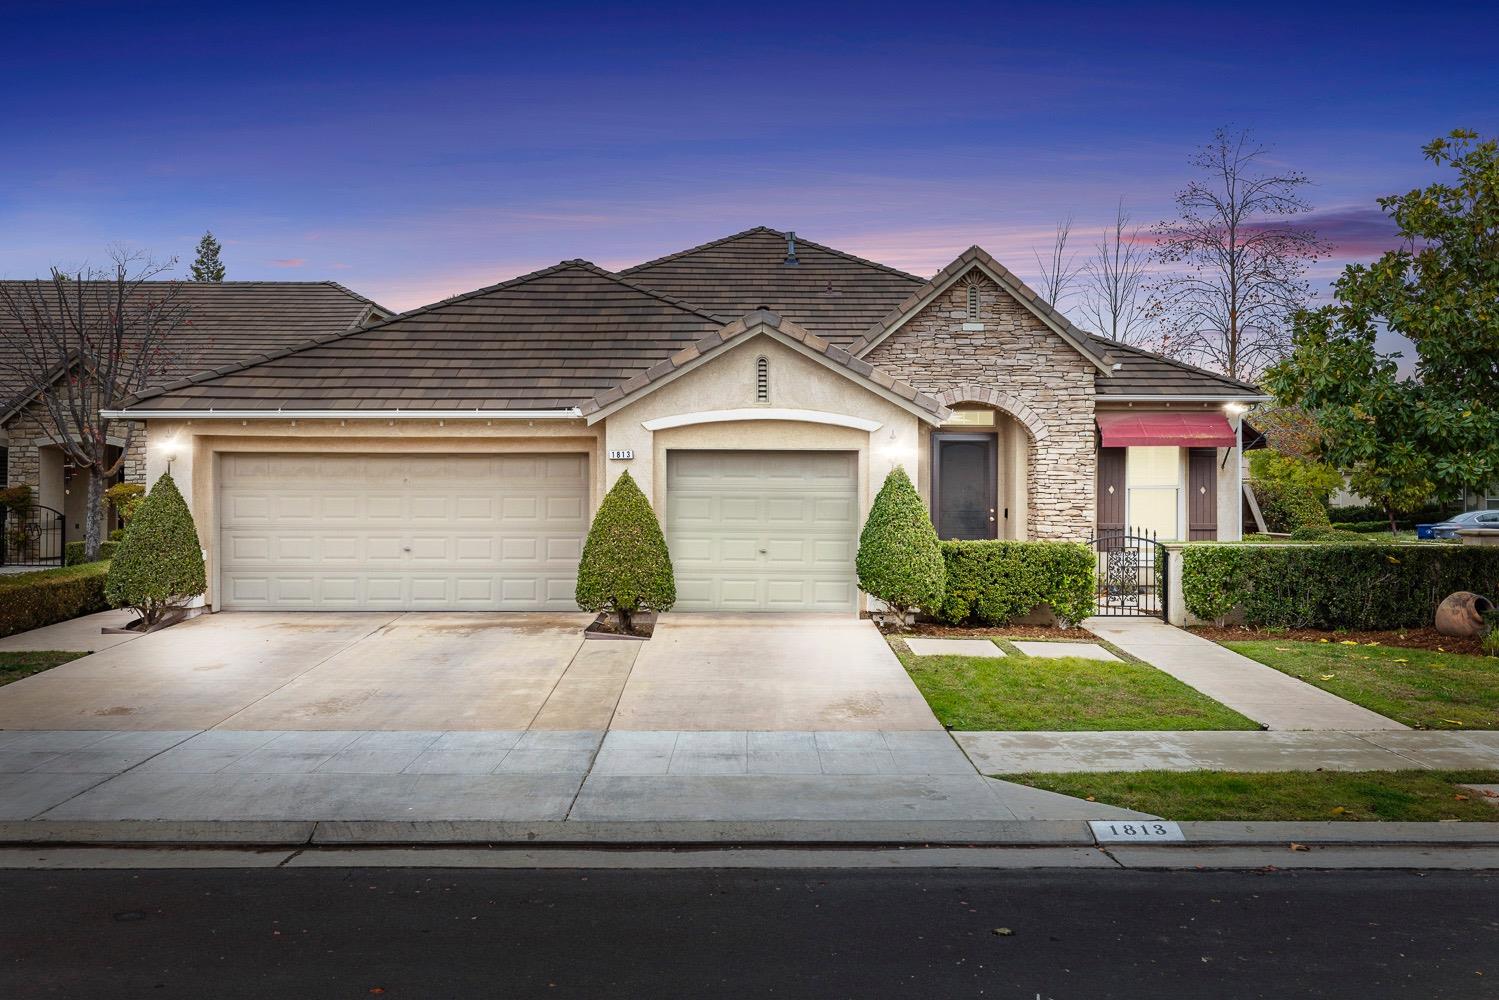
[219, 453, 588, 610]
[666, 450, 859, 612]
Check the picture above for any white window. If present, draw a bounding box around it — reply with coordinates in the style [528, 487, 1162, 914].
[755, 356, 769, 402]
[1126, 446, 1180, 539]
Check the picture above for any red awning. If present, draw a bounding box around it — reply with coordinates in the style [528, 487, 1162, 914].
[1096, 410, 1237, 448]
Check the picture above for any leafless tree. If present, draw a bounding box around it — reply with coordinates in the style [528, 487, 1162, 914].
[0, 250, 190, 560]
[1032, 215, 1083, 308]
[1080, 199, 1151, 345]
[1146, 129, 1331, 381]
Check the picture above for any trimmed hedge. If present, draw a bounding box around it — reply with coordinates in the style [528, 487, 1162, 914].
[1182, 544, 1499, 629]
[105, 473, 206, 627]
[1328, 502, 1457, 526]
[933, 540, 1096, 627]
[1249, 478, 1330, 533]
[64, 540, 119, 566]
[0, 561, 111, 638]
[574, 470, 675, 631]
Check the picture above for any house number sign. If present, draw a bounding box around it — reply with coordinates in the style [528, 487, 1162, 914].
[608, 449, 634, 461]
[1089, 820, 1184, 842]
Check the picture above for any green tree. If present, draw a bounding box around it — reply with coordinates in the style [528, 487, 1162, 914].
[574, 471, 675, 633]
[856, 466, 945, 627]
[190, 231, 225, 281]
[1247, 450, 1345, 506]
[104, 473, 206, 627]
[1267, 130, 1499, 531]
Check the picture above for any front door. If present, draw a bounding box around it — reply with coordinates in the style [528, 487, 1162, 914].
[933, 433, 997, 540]
[1188, 448, 1218, 540]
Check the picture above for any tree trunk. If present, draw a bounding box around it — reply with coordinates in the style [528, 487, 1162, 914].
[83, 462, 106, 561]
[616, 605, 633, 636]
[1385, 500, 1398, 537]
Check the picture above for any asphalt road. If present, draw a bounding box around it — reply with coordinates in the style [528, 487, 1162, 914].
[3, 867, 1496, 998]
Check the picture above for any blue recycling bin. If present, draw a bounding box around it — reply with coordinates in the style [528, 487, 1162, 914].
[1415, 524, 1436, 540]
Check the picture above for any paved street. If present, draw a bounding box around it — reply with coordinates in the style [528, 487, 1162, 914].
[3, 867, 1495, 998]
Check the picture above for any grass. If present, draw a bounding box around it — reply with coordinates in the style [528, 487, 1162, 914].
[1000, 769, 1499, 822]
[893, 637, 1258, 731]
[0, 650, 88, 687]
[1226, 639, 1499, 730]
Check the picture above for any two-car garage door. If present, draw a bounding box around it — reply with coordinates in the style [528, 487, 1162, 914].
[219, 453, 588, 611]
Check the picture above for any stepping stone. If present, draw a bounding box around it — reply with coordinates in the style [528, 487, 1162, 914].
[904, 637, 1005, 658]
[1011, 641, 1120, 662]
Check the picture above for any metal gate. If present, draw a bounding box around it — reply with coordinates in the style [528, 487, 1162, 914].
[1088, 528, 1165, 618]
[0, 504, 65, 568]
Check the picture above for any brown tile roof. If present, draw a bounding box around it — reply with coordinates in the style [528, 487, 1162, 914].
[1088, 336, 1266, 398]
[121, 262, 727, 412]
[1, 280, 388, 421]
[578, 308, 949, 423]
[621, 227, 925, 347]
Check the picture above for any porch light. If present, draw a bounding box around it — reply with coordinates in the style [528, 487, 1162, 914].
[1222, 402, 1249, 416]
[157, 436, 182, 473]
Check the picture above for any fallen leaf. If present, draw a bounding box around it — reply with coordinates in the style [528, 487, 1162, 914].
[1274, 647, 1294, 651]
[1340, 640, 1360, 646]
[1394, 658, 1409, 664]
[1456, 794, 1470, 801]
[992, 927, 1015, 937]
[1318, 638, 1330, 644]
[1442, 719, 1465, 726]
[1289, 843, 1310, 852]
[1330, 806, 1347, 815]
[1365, 641, 1380, 646]
[1319, 674, 1337, 681]
[1085, 795, 1096, 802]
[1438, 646, 1447, 652]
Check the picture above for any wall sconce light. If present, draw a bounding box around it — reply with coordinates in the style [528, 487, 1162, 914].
[158, 437, 182, 474]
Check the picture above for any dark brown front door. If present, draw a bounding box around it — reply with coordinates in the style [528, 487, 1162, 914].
[933, 433, 997, 540]
[1188, 448, 1218, 540]
[1097, 446, 1125, 536]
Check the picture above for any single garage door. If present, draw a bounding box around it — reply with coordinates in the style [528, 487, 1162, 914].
[219, 453, 588, 610]
[666, 450, 858, 612]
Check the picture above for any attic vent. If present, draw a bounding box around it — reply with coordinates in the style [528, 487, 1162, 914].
[784, 231, 799, 266]
[755, 356, 770, 402]
[966, 283, 980, 320]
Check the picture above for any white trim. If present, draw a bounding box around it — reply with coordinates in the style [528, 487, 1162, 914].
[641, 408, 882, 433]
[100, 408, 582, 421]
[1098, 395, 1272, 404]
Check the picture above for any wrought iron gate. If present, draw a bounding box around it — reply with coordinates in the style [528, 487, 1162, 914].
[1088, 528, 1165, 618]
[0, 504, 65, 568]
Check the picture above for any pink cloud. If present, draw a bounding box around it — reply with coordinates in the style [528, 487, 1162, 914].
[270, 257, 306, 268]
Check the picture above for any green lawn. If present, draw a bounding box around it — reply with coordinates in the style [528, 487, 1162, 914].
[1000, 769, 1499, 822]
[893, 638, 1257, 731]
[1225, 640, 1499, 730]
[0, 650, 88, 687]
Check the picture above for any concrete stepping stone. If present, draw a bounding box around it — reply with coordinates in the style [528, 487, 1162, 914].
[904, 638, 1005, 658]
[1011, 641, 1119, 662]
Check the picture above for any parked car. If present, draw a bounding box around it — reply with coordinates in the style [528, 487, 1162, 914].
[1428, 509, 1499, 539]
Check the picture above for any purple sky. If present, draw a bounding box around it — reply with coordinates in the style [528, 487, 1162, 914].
[4, 0, 1495, 352]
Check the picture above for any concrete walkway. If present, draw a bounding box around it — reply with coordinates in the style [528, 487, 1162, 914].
[1085, 617, 1406, 731]
[0, 609, 141, 653]
[956, 729, 1499, 773]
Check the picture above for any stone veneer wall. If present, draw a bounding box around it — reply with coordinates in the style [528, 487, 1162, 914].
[861, 271, 1097, 540]
[3, 399, 149, 490]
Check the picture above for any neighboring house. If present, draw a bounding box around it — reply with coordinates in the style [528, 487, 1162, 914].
[1, 281, 389, 556]
[107, 228, 1267, 613]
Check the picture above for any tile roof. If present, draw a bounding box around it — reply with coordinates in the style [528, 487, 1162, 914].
[1088, 336, 1266, 398]
[1, 280, 387, 421]
[621, 227, 926, 347]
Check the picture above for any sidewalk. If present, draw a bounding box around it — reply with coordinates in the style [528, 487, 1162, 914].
[1084, 617, 1406, 731]
[956, 729, 1499, 773]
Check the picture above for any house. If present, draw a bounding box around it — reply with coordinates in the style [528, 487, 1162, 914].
[1, 281, 389, 557]
[106, 228, 1267, 613]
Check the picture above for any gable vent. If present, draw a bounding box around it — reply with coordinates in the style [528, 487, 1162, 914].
[966, 283, 980, 320]
[755, 356, 770, 402]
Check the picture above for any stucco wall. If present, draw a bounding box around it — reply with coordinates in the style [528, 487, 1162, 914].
[861, 271, 1097, 540]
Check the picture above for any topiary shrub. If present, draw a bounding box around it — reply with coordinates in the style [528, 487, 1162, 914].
[934, 540, 1095, 627]
[1250, 478, 1331, 533]
[0, 561, 111, 638]
[104, 482, 146, 524]
[104, 473, 206, 627]
[574, 470, 675, 633]
[856, 466, 945, 626]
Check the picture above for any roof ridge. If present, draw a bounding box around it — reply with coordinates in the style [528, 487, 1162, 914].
[621, 226, 929, 285]
[1086, 333, 1262, 392]
[619, 227, 780, 274]
[786, 233, 928, 284]
[560, 259, 731, 324]
[318, 280, 392, 315]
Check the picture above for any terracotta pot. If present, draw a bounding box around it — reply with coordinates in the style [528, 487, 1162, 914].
[1434, 591, 1494, 638]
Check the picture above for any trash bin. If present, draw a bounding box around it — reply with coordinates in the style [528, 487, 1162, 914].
[1416, 524, 1436, 540]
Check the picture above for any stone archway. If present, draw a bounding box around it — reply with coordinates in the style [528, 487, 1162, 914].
[935, 385, 1050, 443]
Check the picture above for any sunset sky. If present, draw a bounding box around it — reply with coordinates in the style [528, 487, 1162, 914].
[4, 0, 1496, 326]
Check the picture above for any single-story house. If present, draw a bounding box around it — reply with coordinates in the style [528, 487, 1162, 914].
[106, 228, 1267, 613]
[1, 281, 389, 557]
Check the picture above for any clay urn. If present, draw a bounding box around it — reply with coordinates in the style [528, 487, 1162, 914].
[1434, 591, 1493, 638]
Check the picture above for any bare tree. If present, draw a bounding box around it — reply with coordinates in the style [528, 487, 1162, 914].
[1080, 199, 1151, 345]
[1146, 129, 1330, 381]
[1032, 215, 1083, 308]
[0, 250, 190, 560]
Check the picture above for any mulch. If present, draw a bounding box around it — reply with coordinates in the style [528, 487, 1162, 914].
[883, 621, 1089, 640]
[1187, 624, 1488, 657]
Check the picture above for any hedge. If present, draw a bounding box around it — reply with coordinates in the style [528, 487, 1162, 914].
[0, 561, 111, 638]
[64, 540, 119, 566]
[1182, 544, 1499, 629]
[1328, 503, 1459, 526]
[1249, 478, 1330, 533]
[933, 540, 1096, 627]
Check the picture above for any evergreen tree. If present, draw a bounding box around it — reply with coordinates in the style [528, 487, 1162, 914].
[105, 473, 206, 626]
[856, 466, 945, 627]
[190, 231, 226, 281]
[575, 471, 676, 633]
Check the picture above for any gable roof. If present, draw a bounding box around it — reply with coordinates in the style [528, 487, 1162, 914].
[1088, 335, 1267, 399]
[578, 308, 949, 425]
[621, 227, 925, 346]
[119, 261, 727, 413]
[847, 245, 1113, 374]
[1, 280, 389, 423]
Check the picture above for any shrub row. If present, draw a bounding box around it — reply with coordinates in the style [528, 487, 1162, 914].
[64, 540, 120, 565]
[932, 540, 1095, 627]
[1328, 503, 1460, 527]
[1182, 544, 1499, 629]
[0, 561, 112, 638]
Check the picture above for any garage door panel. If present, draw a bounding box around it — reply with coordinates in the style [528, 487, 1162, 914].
[220, 452, 587, 611]
[666, 450, 857, 612]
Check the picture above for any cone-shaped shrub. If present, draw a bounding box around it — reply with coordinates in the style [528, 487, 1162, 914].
[857, 465, 945, 625]
[575, 470, 675, 633]
[105, 473, 206, 627]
